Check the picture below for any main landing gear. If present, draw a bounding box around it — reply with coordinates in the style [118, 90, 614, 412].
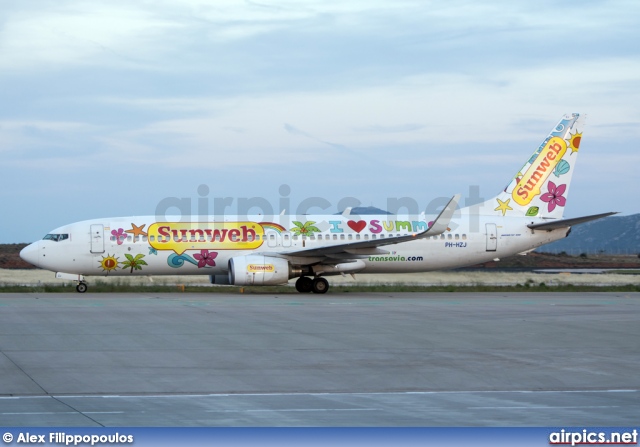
[295, 276, 329, 294]
[76, 281, 88, 293]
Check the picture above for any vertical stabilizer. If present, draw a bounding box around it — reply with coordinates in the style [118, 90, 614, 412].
[483, 113, 585, 219]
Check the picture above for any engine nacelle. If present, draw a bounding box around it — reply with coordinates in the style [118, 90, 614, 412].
[228, 255, 294, 286]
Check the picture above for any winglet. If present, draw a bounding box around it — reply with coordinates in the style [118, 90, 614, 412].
[419, 194, 461, 238]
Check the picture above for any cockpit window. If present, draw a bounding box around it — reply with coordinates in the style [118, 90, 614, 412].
[43, 233, 69, 242]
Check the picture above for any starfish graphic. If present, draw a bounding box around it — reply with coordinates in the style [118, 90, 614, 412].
[125, 223, 147, 238]
[494, 198, 513, 216]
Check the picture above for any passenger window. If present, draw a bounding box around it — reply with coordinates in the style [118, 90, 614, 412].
[455, 234, 460, 240]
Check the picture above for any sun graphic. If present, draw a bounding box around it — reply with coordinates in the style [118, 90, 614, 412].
[568, 131, 582, 154]
[99, 254, 120, 273]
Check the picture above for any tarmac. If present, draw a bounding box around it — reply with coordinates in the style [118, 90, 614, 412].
[0, 291, 638, 426]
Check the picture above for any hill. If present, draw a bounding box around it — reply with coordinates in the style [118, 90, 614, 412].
[469, 252, 640, 270]
[537, 213, 640, 255]
[0, 244, 33, 269]
[335, 206, 393, 215]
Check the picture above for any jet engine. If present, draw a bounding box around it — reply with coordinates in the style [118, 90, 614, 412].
[228, 255, 299, 286]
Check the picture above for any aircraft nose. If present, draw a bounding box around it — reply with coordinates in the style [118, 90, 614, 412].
[20, 242, 41, 267]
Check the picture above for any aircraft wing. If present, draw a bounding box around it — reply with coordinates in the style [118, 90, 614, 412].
[527, 211, 618, 231]
[270, 194, 461, 260]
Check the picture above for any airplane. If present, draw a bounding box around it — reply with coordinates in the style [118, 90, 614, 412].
[20, 113, 616, 294]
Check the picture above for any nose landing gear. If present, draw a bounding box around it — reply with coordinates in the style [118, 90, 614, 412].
[56, 272, 88, 293]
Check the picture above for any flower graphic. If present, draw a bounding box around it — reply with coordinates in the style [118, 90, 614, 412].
[193, 250, 217, 268]
[111, 228, 127, 245]
[540, 181, 567, 213]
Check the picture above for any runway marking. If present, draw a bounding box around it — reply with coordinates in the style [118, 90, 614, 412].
[206, 408, 380, 413]
[1, 389, 637, 400]
[85, 411, 125, 414]
[1, 411, 124, 415]
[468, 406, 621, 410]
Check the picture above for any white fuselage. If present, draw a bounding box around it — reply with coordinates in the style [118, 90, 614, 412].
[21, 209, 568, 278]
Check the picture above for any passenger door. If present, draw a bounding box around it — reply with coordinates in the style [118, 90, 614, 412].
[90, 224, 105, 253]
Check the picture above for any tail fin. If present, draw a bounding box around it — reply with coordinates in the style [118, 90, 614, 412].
[484, 113, 585, 219]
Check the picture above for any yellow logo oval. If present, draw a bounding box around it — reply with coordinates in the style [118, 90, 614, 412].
[148, 222, 264, 254]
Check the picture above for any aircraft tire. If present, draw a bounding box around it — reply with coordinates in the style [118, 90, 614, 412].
[295, 276, 313, 293]
[76, 282, 88, 293]
[311, 277, 329, 294]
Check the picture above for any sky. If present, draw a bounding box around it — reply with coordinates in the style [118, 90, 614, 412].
[1, 0, 639, 243]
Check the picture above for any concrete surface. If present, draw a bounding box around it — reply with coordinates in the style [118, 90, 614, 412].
[0, 292, 638, 426]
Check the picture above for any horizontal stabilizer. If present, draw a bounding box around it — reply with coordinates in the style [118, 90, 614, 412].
[527, 212, 618, 231]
